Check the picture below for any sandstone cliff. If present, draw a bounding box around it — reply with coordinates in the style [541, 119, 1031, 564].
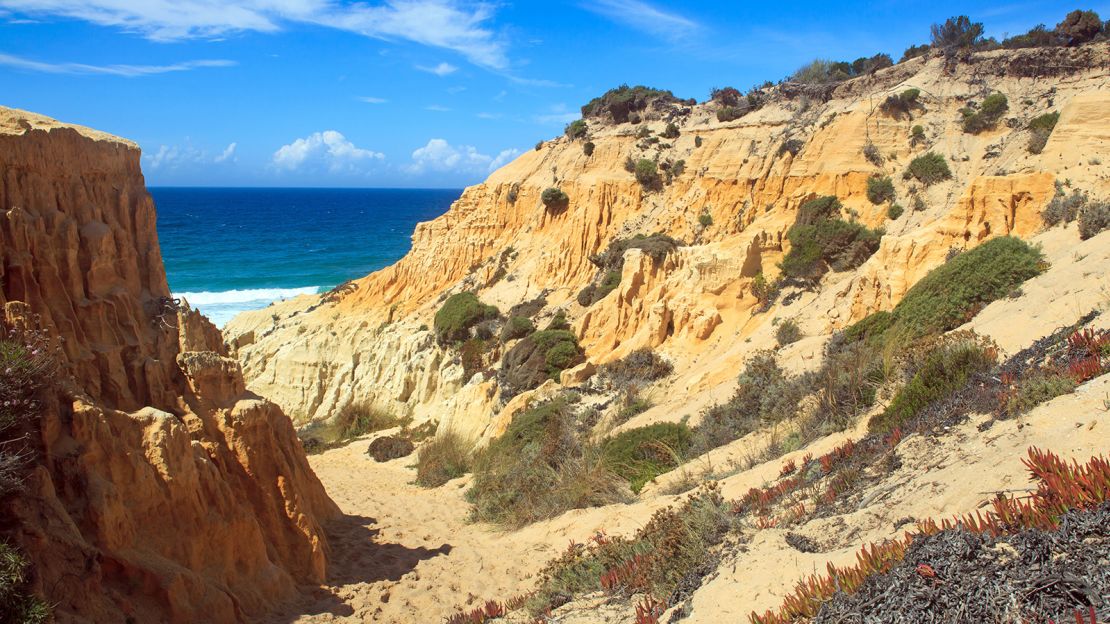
[227, 44, 1109, 445]
[0, 107, 339, 623]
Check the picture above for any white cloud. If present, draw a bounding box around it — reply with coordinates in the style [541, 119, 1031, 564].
[534, 103, 578, 125]
[476, 112, 501, 119]
[0, 51, 234, 76]
[424, 104, 451, 112]
[144, 144, 206, 169]
[408, 138, 518, 174]
[581, 0, 698, 38]
[273, 130, 384, 172]
[1, 0, 509, 69]
[357, 96, 387, 104]
[215, 142, 237, 162]
[416, 61, 457, 76]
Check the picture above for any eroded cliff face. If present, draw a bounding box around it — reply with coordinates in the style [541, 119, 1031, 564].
[226, 44, 1109, 440]
[0, 107, 338, 623]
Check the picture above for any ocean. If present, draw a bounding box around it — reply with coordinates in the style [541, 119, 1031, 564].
[151, 187, 461, 327]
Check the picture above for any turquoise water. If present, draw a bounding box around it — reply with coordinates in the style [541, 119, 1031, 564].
[151, 187, 461, 327]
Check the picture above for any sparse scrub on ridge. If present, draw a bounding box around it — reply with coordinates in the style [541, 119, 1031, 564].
[961, 92, 1009, 134]
[415, 431, 473, 487]
[580, 84, 678, 124]
[467, 398, 629, 526]
[789, 55, 892, 85]
[565, 119, 587, 139]
[930, 15, 985, 52]
[839, 236, 1044, 348]
[661, 122, 680, 139]
[866, 176, 895, 204]
[434, 292, 499, 345]
[1042, 184, 1087, 227]
[603, 422, 693, 493]
[900, 43, 930, 62]
[780, 196, 883, 282]
[887, 203, 904, 220]
[904, 152, 951, 185]
[999, 371, 1076, 417]
[1027, 111, 1059, 153]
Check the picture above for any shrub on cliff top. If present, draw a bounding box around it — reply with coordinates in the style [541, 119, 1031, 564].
[904, 152, 952, 185]
[580, 84, 677, 123]
[468, 398, 628, 526]
[565, 119, 587, 140]
[434, 292, 499, 345]
[930, 15, 985, 51]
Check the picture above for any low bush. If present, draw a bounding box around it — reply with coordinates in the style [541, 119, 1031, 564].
[1026, 111, 1059, 154]
[879, 88, 921, 118]
[842, 236, 1043, 348]
[904, 152, 951, 185]
[634, 158, 661, 190]
[781, 197, 882, 281]
[961, 93, 1008, 134]
[499, 329, 585, 397]
[1056, 9, 1104, 45]
[661, 122, 680, 139]
[867, 176, 895, 204]
[581, 84, 678, 123]
[910, 124, 926, 146]
[0, 330, 54, 432]
[717, 106, 742, 122]
[415, 431, 473, 487]
[583, 141, 595, 156]
[598, 348, 674, 387]
[1000, 371, 1076, 417]
[887, 203, 904, 220]
[1042, 185, 1086, 226]
[603, 423, 693, 493]
[776, 319, 803, 346]
[862, 142, 883, 166]
[901, 44, 930, 62]
[930, 15, 985, 51]
[541, 187, 569, 212]
[500, 315, 535, 342]
[434, 292, 499, 345]
[565, 119, 587, 139]
[300, 401, 404, 452]
[468, 399, 628, 526]
[1078, 201, 1110, 240]
[698, 210, 713, 227]
[869, 340, 996, 434]
[366, 435, 415, 462]
[711, 87, 741, 106]
[778, 139, 804, 157]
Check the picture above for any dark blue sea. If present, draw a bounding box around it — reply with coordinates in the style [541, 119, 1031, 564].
[150, 188, 461, 327]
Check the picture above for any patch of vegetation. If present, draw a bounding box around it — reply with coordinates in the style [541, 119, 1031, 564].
[506, 182, 519, 204]
[1079, 201, 1110, 240]
[499, 329, 586, 397]
[961, 93, 1009, 134]
[900, 43, 930, 62]
[862, 142, 883, 166]
[598, 348, 673, 388]
[535, 140, 544, 151]
[434, 292, 499, 345]
[633, 158, 662, 191]
[527, 484, 731, 615]
[0, 543, 50, 624]
[565, 119, 587, 140]
[867, 176, 895, 204]
[887, 203, 904, 220]
[603, 423, 693, 493]
[694, 135, 703, 148]
[577, 233, 682, 307]
[300, 401, 404, 453]
[1000, 371, 1076, 417]
[1056, 9, 1105, 45]
[1027, 111, 1059, 153]
[879, 88, 921, 118]
[842, 236, 1044, 348]
[366, 435, 415, 462]
[869, 339, 996, 434]
[698, 209, 713, 228]
[1042, 185, 1087, 226]
[468, 398, 628, 526]
[661, 122, 680, 139]
[790, 55, 892, 84]
[904, 152, 951, 185]
[541, 187, 569, 212]
[501, 315, 535, 342]
[710, 87, 742, 106]
[780, 196, 883, 281]
[910, 124, 926, 147]
[776, 319, 803, 346]
[415, 431, 473, 487]
[930, 15, 985, 51]
[583, 141, 595, 157]
[778, 138, 804, 157]
[581, 84, 678, 124]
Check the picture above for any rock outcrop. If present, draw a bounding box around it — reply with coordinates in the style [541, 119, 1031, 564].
[0, 107, 339, 623]
[226, 44, 1109, 442]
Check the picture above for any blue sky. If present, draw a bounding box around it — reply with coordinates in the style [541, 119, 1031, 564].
[1, 1, 1102, 188]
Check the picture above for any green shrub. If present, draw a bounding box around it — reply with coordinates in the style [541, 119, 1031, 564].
[776, 319, 803, 346]
[499, 330, 585, 396]
[869, 340, 996, 433]
[1042, 186, 1086, 226]
[634, 158, 661, 190]
[711, 87, 741, 106]
[863, 142, 883, 166]
[1027, 112, 1059, 153]
[415, 431, 473, 487]
[880, 88, 921, 117]
[930, 15, 984, 51]
[670, 159, 686, 178]
[603, 423, 693, 493]
[541, 187, 569, 211]
[581, 84, 677, 123]
[901, 43, 930, 62]
[791, 59, 850, 84]
[535, 140, 544, 151]
[468, 399, 628, 526]
[961, 93, 1009, 134]
[1001, 372, 1076, 417]
[1056, 9, 1103, 45]
[716, 106, 742, 122]
[910, 124, 926, 146]
[905, 152, 952, 185]
[299, 401, 405, 453]
[781, 196, 883, 281]
[695, 135, 703, 147]
[698, 210, 713, 227]
[0, 543, 49, 624]
[888, 203, 905, 220]
[661, 122, 680, 139]
[565, 119, 587, 139]
[1078, 201, 1110, 240]
[434, 292, 499, 345]
[583, 141, 595, 156]
[867, 176, 895, 204]
[843, 237, 1044, 347]
[0, 333, 54, 432]
[501, 315, 535, 341]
